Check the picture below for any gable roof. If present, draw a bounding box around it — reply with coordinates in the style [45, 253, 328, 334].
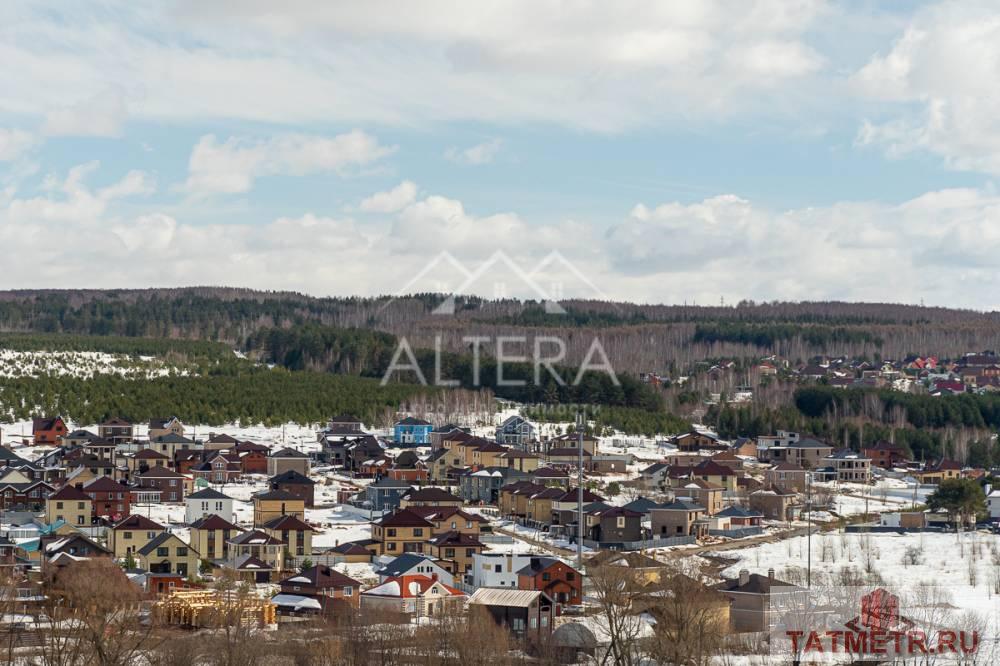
[717, 572, 795, 594]
[375, 553, 447, 578]
[137, 532, 191, 557]
[253, 489, 303, 502]
[47, 485, 92, 501]
[514, 556, 565, 576]
[280, 565, 361, 589]
[362, 575, 465, 599]
[229, 530, 285, 546]
[376, 509, 435, 528]
[260, 514, 315, 532]
[187, 487, 232, 500]
[401, 487, 463, 503]
[189, 514, 242, 531]
[469, 588, 549, 608]
[82, 476, 129, 492]
[113, 514, 165, 531]
[326, 541, 371, 556]
[269, 469, 315, 486]
[270, 447, 309, 459]
[139, 466, 186, 479]
[395, 416, 432, 426]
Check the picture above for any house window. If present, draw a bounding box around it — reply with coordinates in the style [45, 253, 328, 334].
[445, 548, 455, 558]
[542, 573, 550, 581]
[124, 531, 133, 539]
[77, 502, 84, 510]
[156, 547, 169, 557]
[413, 528, 423, 537]
[617, 516, 626, 528]
[387, 543, 396, 551]
[56, 502, 64, 509]
[343, 586, 353, 596]
[494, 564, 502, 573]
[566, 572, 575, 581]
[387, 529, 397, 537]
[177, 547, 188, 556]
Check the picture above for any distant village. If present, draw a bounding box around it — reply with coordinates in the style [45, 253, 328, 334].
[643, 349, 1000, 402]
[0, 407, 996, 662]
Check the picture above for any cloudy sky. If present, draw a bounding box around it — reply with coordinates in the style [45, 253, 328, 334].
[3, 1, 1000, 308]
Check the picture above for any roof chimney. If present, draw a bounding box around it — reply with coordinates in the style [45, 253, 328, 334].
[738, 569, 749, 586]
[768, 568, 775, 581]
[431, 573, 438, 582]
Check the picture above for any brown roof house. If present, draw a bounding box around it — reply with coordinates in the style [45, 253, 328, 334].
[268, 469, 316, 507]
[716, 568, 797, 632]
[651, 501, 709, 538]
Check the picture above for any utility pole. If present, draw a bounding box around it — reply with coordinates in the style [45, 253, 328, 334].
[577, 409, 584, 569]
[806, 470, 812, 588]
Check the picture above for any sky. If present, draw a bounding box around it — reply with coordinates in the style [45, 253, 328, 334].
[2, 1, 1000, 309]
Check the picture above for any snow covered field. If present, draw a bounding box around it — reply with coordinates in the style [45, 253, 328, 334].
[0, 349, 188, 380]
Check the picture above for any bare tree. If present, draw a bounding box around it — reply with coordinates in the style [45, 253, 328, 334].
[588, 563, 651, 666]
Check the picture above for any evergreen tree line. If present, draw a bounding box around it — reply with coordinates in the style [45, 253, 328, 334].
[0, 368, 437, 427]
[693, 323, 883, 349]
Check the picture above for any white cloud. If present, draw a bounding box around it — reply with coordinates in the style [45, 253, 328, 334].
[445, 139, 503, 165]
[359, 180, 418, 213]
[853, 3, 1000, 175]
[42, 89, 128, 137]
[8, 162, 1000, 309]
[0, 2, 833, 132]
[0, 129, 35, 161]
[183, 130, 394, 196]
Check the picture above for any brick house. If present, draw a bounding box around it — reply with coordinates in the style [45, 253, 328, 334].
[33, 416, 67, 445]
[99, 417, 133, 446]
[516, 556, 582, 607]
[268, 469, 316, 507]
[82, 475, 131, 520]
[274, 565, 362, 615]
[863, 440, 907, 469]
[136, 466, 189, 502]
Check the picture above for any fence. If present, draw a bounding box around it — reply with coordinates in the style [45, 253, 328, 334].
[479, 534, 516, 545]
[582, 535, 695, 551]
[709, 526, 763, 539]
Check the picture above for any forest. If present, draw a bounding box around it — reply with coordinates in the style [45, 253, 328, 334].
[1, 288, 999, 373]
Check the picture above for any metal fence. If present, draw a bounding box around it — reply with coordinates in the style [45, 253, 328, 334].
[479, 534, 516, 545]
[709, 526, 763, 539]
[582, 535, 695, 551]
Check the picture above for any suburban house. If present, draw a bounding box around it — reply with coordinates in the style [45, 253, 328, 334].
[716, 569, 797, 632]
[371, 509, 435, 556]
[376, 553, 455, 586]
[676, 480, 724, 515]
[863, 440, 908, 469]
[82, 476, 131, 520]
[987, 489, 1000, 521]
[136, 466, 189, 502]
[185, 487, 235, 524]
[364, 477, 413, 512]
[468, 588, 555, 641]
[715, 505, 764, 528]
[252, 490, 305, 526]
[499, 450, 541, 473]
[757, 435, 832, 468]
[429, 424, 469, 449]
[148, 417, 185, 440]
[40, 534, 111, 572]
[228, 530, 286, 577]
[394, 417, 433, 444]
[749, 489, 800, 521]
[33, 416, 68, 445]
[426, 530, 485, 575]
[268, 469, 316, 507]
[191, 452, 242, 484]
[360, 574, 467, 618]
[0, 469, 54, 512]
[823, 449, 872, 483]
[45, 485, 93, 526]
[136, 532, 199, 576]
[188, 514, 243, 561]
[267, 447, 311, 477]
[397, 487, 462, 509]
[99, 417, 133, 446]
[651, 501, 708, 538]
[469, 552, 534, 589]
[260, 514, 315, 558]
[515, 556, 582, 607]
[273, 565, 362, 615]
[496, 416, 535, 447]
[459, 467, 530, 504]
[585, 506, 643, 544]
[127, 448, 171, 476]
[640, 463, 671, 490]
[915, 459, 963, 485]
[672, 430, 727, 453]
[764, 462, 809, 493]
[325, 541, 374, 563]
[109, 514, 167, 558]
[149, 433, 197, 458]
[667, 460, 737, 492]
[387, 450, 428, 482]
[234, 441, 270, 474]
